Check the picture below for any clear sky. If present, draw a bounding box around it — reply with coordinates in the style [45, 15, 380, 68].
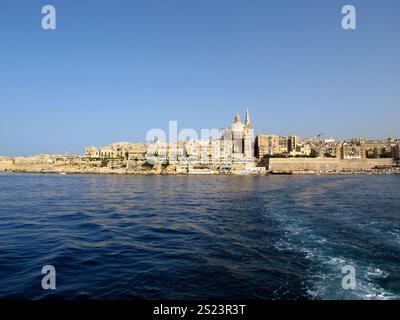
[0, 0, 399, 156]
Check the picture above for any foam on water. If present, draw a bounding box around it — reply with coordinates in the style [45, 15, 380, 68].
[266, 176, 400, 300]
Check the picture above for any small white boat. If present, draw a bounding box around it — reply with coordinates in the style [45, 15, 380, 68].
[234, 169, 253, 175]
[188, 168, 214, 175]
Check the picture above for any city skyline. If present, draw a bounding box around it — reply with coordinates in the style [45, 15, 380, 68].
[4, 108, 398, 176]
[1, 107, 398, 158]
[1, 0, 399, 156]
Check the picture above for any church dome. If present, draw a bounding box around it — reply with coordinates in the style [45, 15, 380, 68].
[230, 113, 245, 132]
[230, 121, 245, 132]
[234, 113, 241, 123]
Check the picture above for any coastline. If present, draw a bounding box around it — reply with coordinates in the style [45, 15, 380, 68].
[1, 167, 399, 176]
[1, 156, 399, 176]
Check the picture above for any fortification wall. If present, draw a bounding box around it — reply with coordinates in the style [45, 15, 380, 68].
[0, 158, 14, 171]
[267, 158, 395, 171]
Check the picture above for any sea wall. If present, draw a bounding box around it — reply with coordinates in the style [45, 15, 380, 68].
[0, 157, 156, 174]
[0, 158, 13, 171]
[267, 158, 395, 171]
[2, 156, 397, 174]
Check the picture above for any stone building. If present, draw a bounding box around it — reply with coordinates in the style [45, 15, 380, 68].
[362, 138, 394, 159]
[292, 142, 312, 157]
[145, 109, 254, 165]
[309, 139, 341, 158]
[341, 139, 363, 159]
[392, 144, 400, 159]
[255, 134, 306, 158]
[255, 135, 280, 157]
[220, 109, 254, 161]
[85, 142, 146, 160]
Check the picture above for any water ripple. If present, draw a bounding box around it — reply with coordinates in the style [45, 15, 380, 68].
[0, 173, 399, 299]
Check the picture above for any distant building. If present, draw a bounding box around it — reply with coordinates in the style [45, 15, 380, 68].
[85, 146, 100, 158]
[255, 134, 307, 158]
[293, 143, 312, 157]
[86, 142, 146, 160]
[84, 112, 400, 167]
[288, 135, 298, 153]
[362, 138, 394, 159]
[221, 109, 254, 161]
[342, 139, 362, 159]
[255, 134, 285, 157]
[255, 135, 273, 158]
[145, 109, 254, 165]
[392, 144, 400, 159]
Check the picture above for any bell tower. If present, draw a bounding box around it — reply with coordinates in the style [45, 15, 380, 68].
[245, 108, 251, 128]
[244, 108, 253, 158]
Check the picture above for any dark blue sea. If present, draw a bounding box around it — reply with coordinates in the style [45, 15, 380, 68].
[0, 173, 399, 299]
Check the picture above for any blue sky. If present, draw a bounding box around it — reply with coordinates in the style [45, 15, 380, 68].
[0, 0, 399, 156]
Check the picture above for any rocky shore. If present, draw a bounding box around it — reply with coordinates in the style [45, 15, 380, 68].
[1, 156, 399, 176]
[1, 164, 400, 176]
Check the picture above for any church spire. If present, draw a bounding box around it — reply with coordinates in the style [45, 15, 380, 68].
[245, 108, 250, 127]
